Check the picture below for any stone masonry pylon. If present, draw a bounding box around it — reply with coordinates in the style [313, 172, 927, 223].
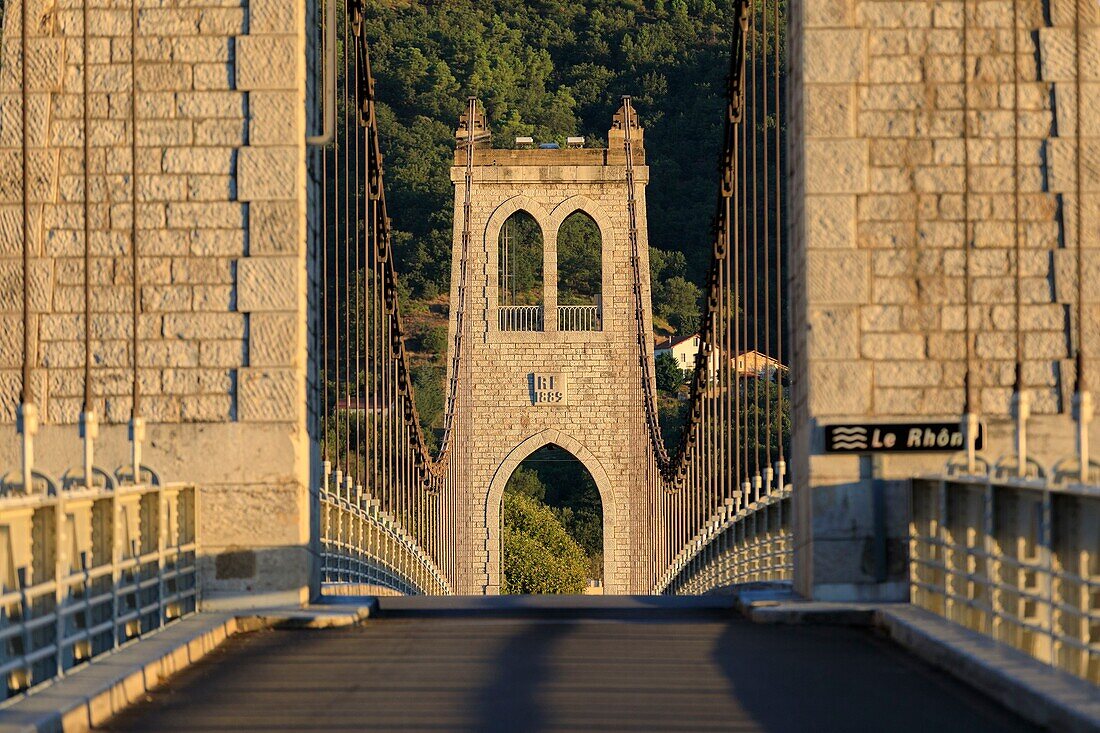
[446, 102, 658, 594]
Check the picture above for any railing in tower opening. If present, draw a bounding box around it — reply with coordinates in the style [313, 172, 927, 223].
[557, 304, 602, 332]
[637, 0, 793, 595]
[498, 306, 544, 332]
[312, 0, 474, 596]
[496, 305, 601, 333]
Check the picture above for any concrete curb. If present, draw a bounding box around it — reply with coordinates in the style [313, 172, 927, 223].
[876, 606, 1100, 733]
[727, 590, 1099, 733]
[0, 601, 378, 733]
[742, 600, 878, 626]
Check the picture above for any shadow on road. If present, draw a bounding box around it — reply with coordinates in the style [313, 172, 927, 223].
[710, 621, 1042, 733]
[471, 618, 570, 733]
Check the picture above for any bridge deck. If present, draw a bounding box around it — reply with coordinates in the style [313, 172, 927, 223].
[104, 597, 1038, 732]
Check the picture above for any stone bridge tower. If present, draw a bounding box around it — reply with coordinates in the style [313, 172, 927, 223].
[447, 104, 657, 595]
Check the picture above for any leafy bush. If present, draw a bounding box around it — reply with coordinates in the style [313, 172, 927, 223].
[655, 351, 685, 394]
[502, 492, 589, 595]
[505, 466, 548, 502]
[416, 325, 449, 358]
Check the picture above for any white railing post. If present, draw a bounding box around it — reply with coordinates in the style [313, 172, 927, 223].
[17, 403, 38, 493]
[128, 417, 145, 484]
[1074, 390, 1093, 483]
[1011, 390, 1031, 478]
[53, 487, 66, 677]
[963, 412, 980, 475]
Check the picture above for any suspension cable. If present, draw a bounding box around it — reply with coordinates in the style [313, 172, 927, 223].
[321, 0, 330, 471]
[1011, 0, 1028, 477]
[20, 0, 31, 407]
[762, 0, 773, 491]
[773, 0, 785, 487]
[82, 0, 92, 419]
[354, 34, 363, 489]
[961, 0, 978, 471]
[333, 16, 343, 476]
[130, 0, 141, 423]
[343, 12, 352, 485]
[1073, 0, 1091, 481]
[750, 3, 760, 496]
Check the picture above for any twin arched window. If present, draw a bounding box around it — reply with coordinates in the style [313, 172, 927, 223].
[497, 210, 602, 332]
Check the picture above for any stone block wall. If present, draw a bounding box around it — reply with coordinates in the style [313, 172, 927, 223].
[790, 0, 1099, 600]
[0, 0, 312, 607]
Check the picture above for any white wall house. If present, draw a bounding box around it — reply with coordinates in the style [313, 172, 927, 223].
[655, 334, 785, 383]
[655, 334, 703, 370]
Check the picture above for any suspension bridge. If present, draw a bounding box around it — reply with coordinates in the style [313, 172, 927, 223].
[0, 0, 1096, 729]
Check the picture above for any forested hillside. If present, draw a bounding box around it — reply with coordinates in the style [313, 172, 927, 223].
[359, 0, 738, 297]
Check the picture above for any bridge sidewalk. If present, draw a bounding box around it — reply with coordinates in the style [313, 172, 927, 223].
[0, 601, 376, 733]
[728, 585, 1100, 733]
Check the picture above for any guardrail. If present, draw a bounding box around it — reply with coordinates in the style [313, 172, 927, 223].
[498, 305, 543, 332]
[657, 488, 791, 595]
[557, 304, 601, 332]
[0, 481, 198, 702]
[320, 482, 450, 596]
[910, 476, 1098, 683]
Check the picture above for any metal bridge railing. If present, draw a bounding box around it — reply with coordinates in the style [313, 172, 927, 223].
[0, 481, 198, 703]
[910, 476, 1098, 683]
[498, 305, 544, 332]
[557, 305, 602, 332]
[320, 480, 450, 596]
[656, 488, 792, 595]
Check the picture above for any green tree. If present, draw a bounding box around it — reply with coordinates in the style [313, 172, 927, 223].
[502, 492, 589, 594]
[499, 211, 544, 305]
[659, 398, 690, 453]
[655, 351, 685, 394]
[557, 212, 602, 305]
[505, 466, 547, 502]
[414, 324, 449, 357]
[411, 364, 444, 450]
[654, 276, 702, 334]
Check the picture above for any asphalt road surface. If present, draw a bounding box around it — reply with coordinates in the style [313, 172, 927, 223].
[104, 596, 1040, 732]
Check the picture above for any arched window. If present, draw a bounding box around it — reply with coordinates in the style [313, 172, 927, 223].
[556, 211, 602, 331]
[498, 211, 544, 331]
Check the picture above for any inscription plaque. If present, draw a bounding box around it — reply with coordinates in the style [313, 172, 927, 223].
[530, 373, 567, 405]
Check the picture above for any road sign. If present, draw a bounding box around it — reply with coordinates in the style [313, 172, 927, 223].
[824, 421, 983, 454]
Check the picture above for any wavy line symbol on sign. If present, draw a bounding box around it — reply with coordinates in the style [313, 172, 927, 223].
[830, 427, 868, 450]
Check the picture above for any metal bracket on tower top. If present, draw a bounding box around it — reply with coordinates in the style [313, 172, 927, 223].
[306, 0, 336, 146]
[455, 98, 491, 148]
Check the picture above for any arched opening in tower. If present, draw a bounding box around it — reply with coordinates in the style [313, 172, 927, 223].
[497, 210, 544, 331]
[500, 444, 604, 594]
[556, 211, 602, 331]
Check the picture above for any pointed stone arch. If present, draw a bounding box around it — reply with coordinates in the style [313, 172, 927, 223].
[484, 195, 554, 246]
[546, 195, 616, 246]
[485, 428, 614, 594]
